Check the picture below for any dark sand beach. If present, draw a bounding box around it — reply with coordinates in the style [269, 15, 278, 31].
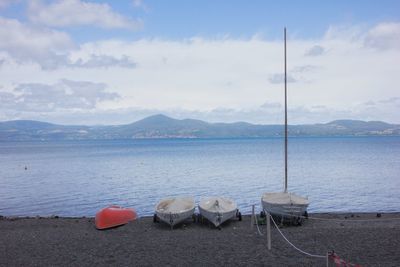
[1, 213, 399, 266]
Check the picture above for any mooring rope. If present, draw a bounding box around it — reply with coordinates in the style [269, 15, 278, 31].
[254, 211, 264, 236]
[252, 207, 365, 264]
[268, 213, 327, 259]
[269, 211, 400, 223]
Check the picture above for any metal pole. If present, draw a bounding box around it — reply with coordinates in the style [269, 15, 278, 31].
[284, 27, 288, 193]
[326, 252, 329, 267]
[251, 204, 255, 229]
[267, 211, 271, 250]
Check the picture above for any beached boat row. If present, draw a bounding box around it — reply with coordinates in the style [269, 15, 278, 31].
[154, 196, 242, 228]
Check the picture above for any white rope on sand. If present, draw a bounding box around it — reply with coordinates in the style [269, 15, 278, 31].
[254, 211, 264, 236]
[269, 213, 327, 259]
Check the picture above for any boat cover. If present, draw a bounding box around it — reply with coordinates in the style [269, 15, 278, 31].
[262, 192, 309, 205]
[156, 197, 195, 213]
[199, 197, 237, 212]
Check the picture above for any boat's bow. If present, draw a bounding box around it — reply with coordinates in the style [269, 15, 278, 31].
[155, 196, 195, 227]
[199, 197, 239, 227]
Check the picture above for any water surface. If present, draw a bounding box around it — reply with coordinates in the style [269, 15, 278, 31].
[0, 137, 399, 216]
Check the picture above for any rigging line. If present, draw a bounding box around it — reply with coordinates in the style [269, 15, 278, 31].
[284, 27, 288, 193]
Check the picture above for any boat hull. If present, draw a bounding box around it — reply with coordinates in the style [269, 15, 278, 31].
[198, 197, 238, 227]
[95, 205, 137, 230]
[155, 197, 195, 227]
[261, 192, 308, 224]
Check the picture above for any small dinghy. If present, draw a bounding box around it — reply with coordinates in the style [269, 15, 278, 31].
[95, 205, 137, 230]
[154, 196, 195, 228]
[198, 197, 241, 227]
[262, 192, 309, 224]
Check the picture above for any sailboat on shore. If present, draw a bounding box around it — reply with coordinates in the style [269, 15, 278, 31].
[261, 28, 309, 224]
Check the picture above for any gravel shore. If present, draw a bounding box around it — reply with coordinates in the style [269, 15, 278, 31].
[1, 213, 399, 266]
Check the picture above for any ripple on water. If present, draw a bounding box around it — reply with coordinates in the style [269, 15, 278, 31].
[0, 137, 399, 216]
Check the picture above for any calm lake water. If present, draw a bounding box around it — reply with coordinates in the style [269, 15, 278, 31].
[0, 137, 399, 217]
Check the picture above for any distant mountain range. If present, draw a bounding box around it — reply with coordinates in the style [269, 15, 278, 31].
[0, 114, 399, 141]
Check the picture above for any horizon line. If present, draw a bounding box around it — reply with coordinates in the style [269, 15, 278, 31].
[0, 114, 397, 127]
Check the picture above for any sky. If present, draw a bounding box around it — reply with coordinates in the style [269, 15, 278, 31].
[0, 0, 399, 125]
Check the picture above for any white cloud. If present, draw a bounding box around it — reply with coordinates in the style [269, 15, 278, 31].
[0, 16, 73, 69]
[268, 73, 297, 84]
[379, 97, 400, 104]
[305, 45, 325, 56]
[0, 21, 399, 124]
[324, 22, 400, 51]
[28, 0, 142, 30]
[364, 22, 400, 50]
[70, 54, 136, 68]
[0, 17, 138, 70]
[324, 24, 364, 41]
[132, 0, 148, 11]
[1, 79, 120, 112]
[260, 101, 282, 109]
[291, 65, 321, 73]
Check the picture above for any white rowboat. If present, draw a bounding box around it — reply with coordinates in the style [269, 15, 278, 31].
[198, 197, 240, 227]
[155, 196, 195, 228]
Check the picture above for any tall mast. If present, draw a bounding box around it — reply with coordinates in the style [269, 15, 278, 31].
[284, 27, 288, 193]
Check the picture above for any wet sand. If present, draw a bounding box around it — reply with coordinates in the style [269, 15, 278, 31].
[0, 213, 399, 266]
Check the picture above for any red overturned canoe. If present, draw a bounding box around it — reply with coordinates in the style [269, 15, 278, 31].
[95, 205, 137, 230]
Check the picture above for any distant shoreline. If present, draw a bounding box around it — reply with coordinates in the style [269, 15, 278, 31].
[1, 115, 399, 140]
[1, 135, 400, 143]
